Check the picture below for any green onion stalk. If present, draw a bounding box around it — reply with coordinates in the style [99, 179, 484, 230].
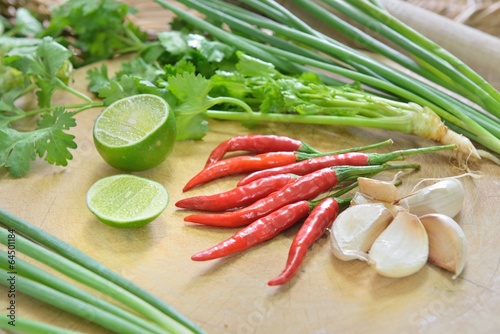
[0, 209, 204, 334]
[154, 0, 500, 160]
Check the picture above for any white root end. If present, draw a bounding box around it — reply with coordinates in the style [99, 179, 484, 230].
[477, 149, 500, 165]
[439, 128, 481, 161]
[410, 105, 481, 162]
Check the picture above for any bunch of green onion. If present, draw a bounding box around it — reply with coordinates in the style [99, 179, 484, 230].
[0, 208, 203, 334]
[155, 0, 500, 161]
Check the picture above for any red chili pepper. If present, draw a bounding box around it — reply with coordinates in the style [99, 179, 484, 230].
[183, 163, 420, 227]
[238, 152, 369, 186]
[191, 201, 311, 261]
[175, 174, 296, 212]
[183, 152, 298, 191]
[205, 135, 319, 167]
[267, 197, 348, 286]
[237, 144, 454, 186]
[183, 166, 338, 227]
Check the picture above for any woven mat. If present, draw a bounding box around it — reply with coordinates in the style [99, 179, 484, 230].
[1, 0, 500, 38]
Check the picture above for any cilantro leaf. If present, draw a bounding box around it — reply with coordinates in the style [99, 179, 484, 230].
[0, 108, 77, 178]
[97, 75, 165, 106]
[0, 128, 36, 177]
[86, 65, 110, 94]
[167, 73, 213, 141]
[14, 8, 44, 37]
[43, 0, 147, 67]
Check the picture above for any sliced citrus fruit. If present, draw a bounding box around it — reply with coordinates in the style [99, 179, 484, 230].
[93, 94, 176, 171]
[86, 174, 169, 228]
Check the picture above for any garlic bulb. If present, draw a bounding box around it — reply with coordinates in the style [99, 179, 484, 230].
[357, 177, 399, 203]
[330, 203, 393, 262]
[420, 213, 467, 279]
[368, 211, 429, 278]
[395, 179, 464, 218]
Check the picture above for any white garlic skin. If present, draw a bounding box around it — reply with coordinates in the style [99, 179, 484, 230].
[357, 177, 399, 203]
[396, 179, 464, 218]
[420, 213, 467, 279]
[330, 203, 393, 262]
[368, 211, 429, 278]
[351, 191, 406, 216]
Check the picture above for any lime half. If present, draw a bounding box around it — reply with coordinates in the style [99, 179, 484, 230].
[86, 174, 169, 228]
[93, 94, 176, 171]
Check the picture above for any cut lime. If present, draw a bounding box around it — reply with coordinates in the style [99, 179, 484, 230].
[86, 174, 169, 228]
[93, 94, 176, 171]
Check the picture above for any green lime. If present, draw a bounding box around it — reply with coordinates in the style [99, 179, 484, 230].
[93, 94, 176, 171]
[86, 174, 169, 228]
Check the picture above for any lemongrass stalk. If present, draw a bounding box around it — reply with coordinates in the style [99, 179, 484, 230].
[0, 250, 166, 334]
[0, 268, 148, 334]
[344, 0, 500, 109]
[0, 209, 204, 334]
[0, 317, 83, 334]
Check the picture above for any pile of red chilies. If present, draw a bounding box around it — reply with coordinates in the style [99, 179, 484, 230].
[176, 135, 455, 286]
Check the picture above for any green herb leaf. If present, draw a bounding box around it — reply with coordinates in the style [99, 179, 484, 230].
[0, 108, 77, 178]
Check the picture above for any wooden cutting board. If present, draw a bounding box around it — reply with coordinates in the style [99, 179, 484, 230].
[1, 1, 500, 331]
[0, 54, 499, 334]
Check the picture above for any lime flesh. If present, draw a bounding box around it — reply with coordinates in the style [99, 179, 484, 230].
[93, 94, 176, 171]
[86, 174, 169, 228]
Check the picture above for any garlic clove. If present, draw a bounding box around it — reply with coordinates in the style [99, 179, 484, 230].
[419, 213, 467, 279]
[395, 179, 464, 218]
[350, 191, 377, 206]
[358, 177, 399, 203]
[368, 211, 429, 278]
[351, 191, 407, 216]
[330, 203, 393, 262]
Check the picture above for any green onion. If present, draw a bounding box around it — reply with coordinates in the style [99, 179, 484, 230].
[0, 250, 166, 334]
[0, 317, 83, 334]
[0, 208, 204, 334]
[0, 266, 151, 334]
[154, 0, 500, 158]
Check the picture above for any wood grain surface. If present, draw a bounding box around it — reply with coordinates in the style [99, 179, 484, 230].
[1, 1, 500, 333]
[0, 55, 499, 334]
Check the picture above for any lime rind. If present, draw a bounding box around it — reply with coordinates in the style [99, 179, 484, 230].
[86, 174, 169, 228]
[94, 94, 168, 148]
[93, 94, 176, 171]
